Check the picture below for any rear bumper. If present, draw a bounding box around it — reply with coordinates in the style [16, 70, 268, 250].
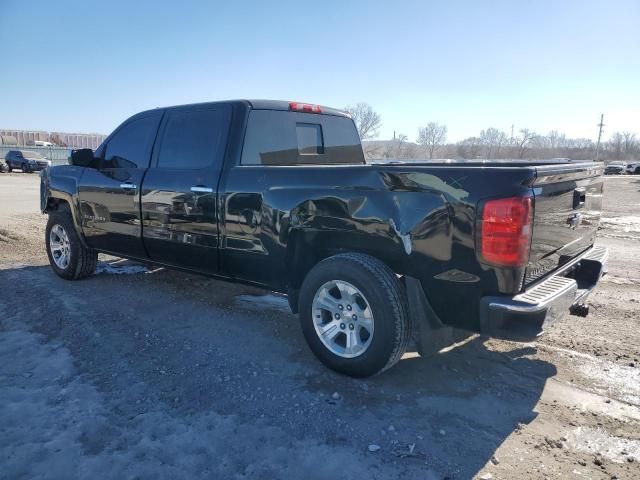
[479, 245, 608, 341]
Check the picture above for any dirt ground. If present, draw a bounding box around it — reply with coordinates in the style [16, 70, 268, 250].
[1, 172, 639, 480]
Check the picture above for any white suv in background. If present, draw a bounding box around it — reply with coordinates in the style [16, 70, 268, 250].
[626, 162, 640, 175]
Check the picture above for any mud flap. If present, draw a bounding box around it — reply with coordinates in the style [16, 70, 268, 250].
[405, 276, 472, 356]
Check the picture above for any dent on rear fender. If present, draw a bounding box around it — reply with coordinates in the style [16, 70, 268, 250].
[283, 170, 460, 262]
[381, 171, 469, 261]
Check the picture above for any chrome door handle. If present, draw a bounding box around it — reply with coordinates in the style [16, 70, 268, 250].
[120, 183, 137, 190]
[190, 186, 213, 193]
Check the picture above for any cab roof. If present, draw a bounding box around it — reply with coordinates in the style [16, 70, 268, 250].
[140, 100, 350, 118]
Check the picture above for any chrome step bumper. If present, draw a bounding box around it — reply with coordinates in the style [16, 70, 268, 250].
[479, 245, 608, 341]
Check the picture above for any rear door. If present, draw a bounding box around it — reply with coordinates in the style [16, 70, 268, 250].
[78, 111, 162, 258]
[140, 104, 231, 273]
[525, 163, 604, 286]
[223, 109, 365, 287]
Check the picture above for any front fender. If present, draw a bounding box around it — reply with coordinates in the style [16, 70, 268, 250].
[40, 165, 87, 244]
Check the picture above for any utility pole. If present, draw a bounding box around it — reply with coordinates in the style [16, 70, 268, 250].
[510, 124, 514, 145]
[595, 114, 605, 161]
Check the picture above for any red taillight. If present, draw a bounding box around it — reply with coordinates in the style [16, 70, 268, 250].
[289, 102, 322, 113]
[480, 196, 533, 267]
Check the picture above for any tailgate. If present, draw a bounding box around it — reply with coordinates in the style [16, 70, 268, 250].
[525, 163, 604, 286]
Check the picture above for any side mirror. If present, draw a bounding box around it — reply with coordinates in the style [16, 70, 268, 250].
[70, 148, 96, 167]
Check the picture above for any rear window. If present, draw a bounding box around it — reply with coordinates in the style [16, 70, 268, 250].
[241, 110, 364, 166]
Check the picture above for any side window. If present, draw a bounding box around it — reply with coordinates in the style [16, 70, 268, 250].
[241, 110, 364, 165]
[103, 114, 160, 169]
[240, 110, 297, 165]
[157, 107, 230, 169]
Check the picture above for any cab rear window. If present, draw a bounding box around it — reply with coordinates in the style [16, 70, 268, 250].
[241, 110, 364, 166]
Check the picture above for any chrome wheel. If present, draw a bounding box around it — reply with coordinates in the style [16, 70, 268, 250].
[49, 224, 71, 269]
[312, 280, 374, 358]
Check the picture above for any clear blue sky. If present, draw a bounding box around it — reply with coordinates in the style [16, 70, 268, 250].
[1, 0, 638, 142]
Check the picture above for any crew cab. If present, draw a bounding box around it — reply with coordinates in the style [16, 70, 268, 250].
[40, 100, 608, 377]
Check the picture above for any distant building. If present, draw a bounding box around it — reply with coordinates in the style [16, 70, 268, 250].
[0, 129, 107, 150]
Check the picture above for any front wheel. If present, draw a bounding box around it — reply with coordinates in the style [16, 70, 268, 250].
[22, 162, 31, 173]
[298, 253, 411, 377]
[46, 207, 98, 280]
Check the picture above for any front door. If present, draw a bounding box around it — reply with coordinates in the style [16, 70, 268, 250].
[78, 111, 162, 258]
[140, 104, 231, 273]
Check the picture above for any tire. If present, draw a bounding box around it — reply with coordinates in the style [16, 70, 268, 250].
[298, 253, 411, 377]
[635, 167, 640, 175]
[6, 162, 12, 172]
[45, 206, 98, 280]
[22, 162, 31, 173]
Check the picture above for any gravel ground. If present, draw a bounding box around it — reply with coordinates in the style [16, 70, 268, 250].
[1, 172, 639, 480]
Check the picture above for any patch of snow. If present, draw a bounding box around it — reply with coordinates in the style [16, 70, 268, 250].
[233, 294, 291, 313]
[600, 216, 640, 234]
[566, 426, 640, 463]
[95, 262, 150, 275]
[544, 345, 640, 406]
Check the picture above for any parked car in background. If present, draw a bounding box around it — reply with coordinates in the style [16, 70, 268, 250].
[625, 161, 640, 175]
[0, 158, 8, 173]
[4, 150, 51, 173]
[604, 161, 627, 175]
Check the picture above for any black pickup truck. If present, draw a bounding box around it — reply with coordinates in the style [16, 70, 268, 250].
[40, 100, 608, 377]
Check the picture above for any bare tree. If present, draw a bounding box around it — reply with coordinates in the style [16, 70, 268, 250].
[622, 132, 638, 155]
[608, 132, 624, 159]
[385, 133, 408, 159]
[480, 128, 508, 159]
[417, 122, 447, 159]
[344, 103, 382, 140]
[457, 137, 482, 159]
[361, 142, 384, 160]
[516, 128, 537, 158]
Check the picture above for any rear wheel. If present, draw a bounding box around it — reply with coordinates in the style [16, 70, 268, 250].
[46, 207, 98, 280]
[298, 253, 411, 377]
[6, 162, 12, 172]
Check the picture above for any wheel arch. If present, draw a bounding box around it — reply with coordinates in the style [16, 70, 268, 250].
[44, 191, 87, 248]
[284, 228, 406, 313]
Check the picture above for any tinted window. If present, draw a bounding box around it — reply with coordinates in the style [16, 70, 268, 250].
[103, 114, 160, 169]
[157, 107, 230, 169]
[241, 110, 364, 165]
